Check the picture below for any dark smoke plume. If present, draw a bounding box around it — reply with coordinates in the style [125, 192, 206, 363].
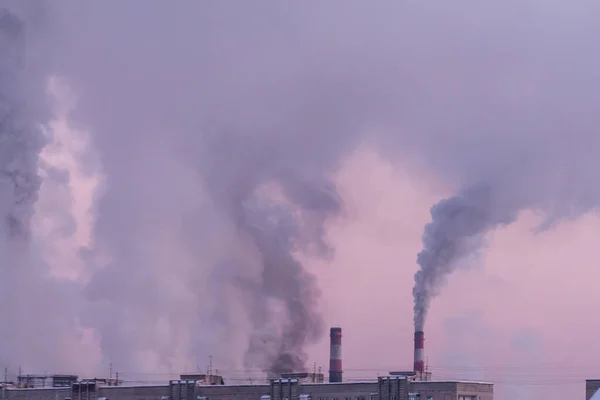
[240, 199, 326, 375]
[0, 7, 45, 240]
[41, 5, 600, 396]
[199, 130, 342, 374]
[413, 183, 519, 331]
[0, 4, 89, 375]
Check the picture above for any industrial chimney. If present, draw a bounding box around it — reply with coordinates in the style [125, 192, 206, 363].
[329, 327, 342, 383]
[413, 331, 425, 375]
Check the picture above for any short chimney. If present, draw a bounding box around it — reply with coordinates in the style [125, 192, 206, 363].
[329, 327, 342, 383]
[414, 331, 425, 375]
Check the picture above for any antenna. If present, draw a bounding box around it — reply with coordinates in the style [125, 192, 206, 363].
[208, 355, 212, 375]
[109, 363, 113, 381]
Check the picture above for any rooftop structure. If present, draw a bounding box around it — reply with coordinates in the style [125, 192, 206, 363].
[0, 325, 495, 400]
[179, 374, 225, 385]
[389, 371, 432, 382]
[16, 374, 78, 388]
[280, 372, 324, 384]
[586, 379, 600, 400]
[0, 375, 493, 400]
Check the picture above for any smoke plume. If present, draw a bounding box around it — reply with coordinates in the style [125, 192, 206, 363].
[0, 4, 94, 376]
[196, 124, 343, 375]
[0, 7, 44, 240]
[237, 193, 334, 375]
[27, 2, 600, 392]
[413, 183, 520, 331]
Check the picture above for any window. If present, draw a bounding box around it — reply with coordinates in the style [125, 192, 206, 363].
[427, 397, 432, 400]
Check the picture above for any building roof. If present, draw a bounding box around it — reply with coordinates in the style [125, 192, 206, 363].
[410, 380, 493, 385]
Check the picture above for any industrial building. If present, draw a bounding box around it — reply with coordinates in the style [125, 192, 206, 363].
[586, 379, 600, 399]
[0, 327, 493, 400]
[0, 374, 492, 400]
[16, 375, 79, 388]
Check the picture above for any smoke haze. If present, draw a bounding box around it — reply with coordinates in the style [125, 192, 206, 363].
[0, 3, 96, 376]
[0, 7, 44, 240]
[2, 1, 600, 398]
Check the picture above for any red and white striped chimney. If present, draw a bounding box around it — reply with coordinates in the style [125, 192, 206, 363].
[329, 327, 343, 383]
[414, 331, 425, 375]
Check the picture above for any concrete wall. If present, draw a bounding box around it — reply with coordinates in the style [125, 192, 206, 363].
[586, 380, 600, 400]
[409, 381, 493, 400]
[3, 387, 70, 400]
[197, 384, 268, 400]
[0, 380, 493, 400]
[410, 381, 457, 400]
[98, 385, 170, 400]
[195, 381, 380, 400]
[378, 377, 409, 400]
[304, 381, 379, 400]
[456, 382, 493, 400]
[3, 385, 169, 400]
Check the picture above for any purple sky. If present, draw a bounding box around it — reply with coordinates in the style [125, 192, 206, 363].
[3, 1, 600, 399]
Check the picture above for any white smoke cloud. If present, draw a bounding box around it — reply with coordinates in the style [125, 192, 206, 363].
[35, 76, 103, 281]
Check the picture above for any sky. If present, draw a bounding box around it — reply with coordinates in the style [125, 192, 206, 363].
[3, 1, 600, 400]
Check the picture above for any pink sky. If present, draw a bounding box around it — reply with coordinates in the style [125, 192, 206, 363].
[10, 2, 599, 399]
[40, 82, 597, 400]
[302, 148, 599, 400]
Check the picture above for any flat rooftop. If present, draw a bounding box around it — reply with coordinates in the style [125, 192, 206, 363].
[411, 380, 493, 385]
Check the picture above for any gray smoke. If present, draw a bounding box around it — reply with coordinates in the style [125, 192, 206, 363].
[35, 4, 600, 397]
[413, 183, 519, 331]
[239, 197, 328, 375]
[197, 129, 342, 374]
[0, 3, 90, 376]
[0, 7, 44, 240]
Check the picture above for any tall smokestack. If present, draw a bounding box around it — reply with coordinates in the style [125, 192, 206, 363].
[329, 327, 342, 383]
[414, 331, 424, 375]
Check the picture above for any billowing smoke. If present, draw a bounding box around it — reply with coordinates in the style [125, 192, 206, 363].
[238, 192, 334, 375]
[0, 4, 94, 376]
[196, 127, 343, 375]
[0, 7, 44, 240]
[413, 183, 519, 331]
[22, 3, 600, 395]
[409, 0, 600, 332]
